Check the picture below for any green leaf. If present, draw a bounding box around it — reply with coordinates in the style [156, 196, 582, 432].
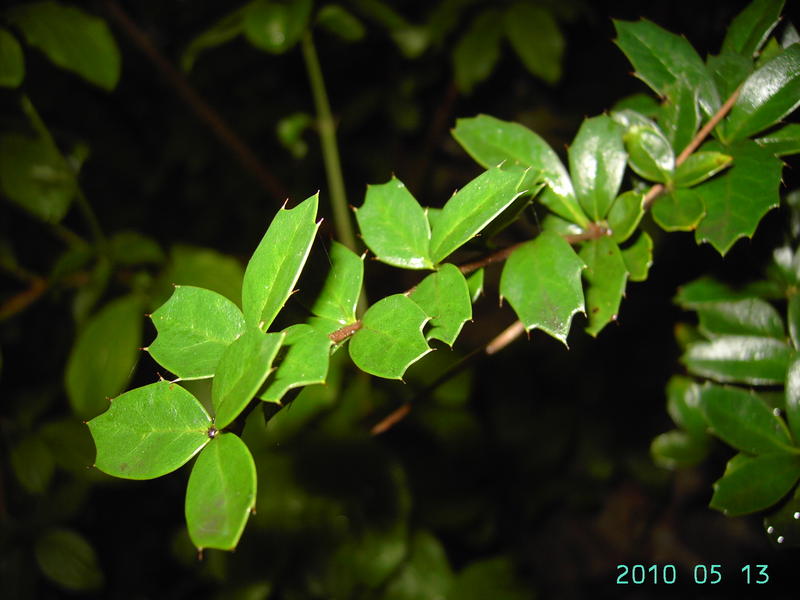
[607, 191, 644, 243]
[212, 329, 284, 428]
[0, 28, 24, 88]
[242, 193, 319, 329]
[316, 4, 365, 41]
[310, 241, 363, 325]
[674, 276, 751, 307]
[356, 177, 433, 269]
[711, 452, 800, 516]
[410, 263, 472, 346]
[500, 231, 585, 345]
[35, 528, 103, 591]
[652, 189, 706, 231]
[449, 556, 530, 600]
[181, 6, 246, 71]
[429, 167, 529, 263]
[276, 111, 312, 158]
[39, 419, 96, 473]
[666, 376, 707, 438]
[790, 294, 800, 350]
[7, 1, 120, 90]
[695, 298, 785, 339]
[579, 237, 628, 336]
[451, 114, 588, 226]
[109, 231, 165, 266]
[452, 9, 503, 94]
[87, 381, 211, 479]
[613, 19, 719, 114]
[683, 336, 794, 385]
[466, 268, 484, 303]
[700, 384, 792, 453]
[660, 81, 700, 154]
[623, 125, 675, 183]
[620, 231, 652, 282]
[65, 295, 143, 418]
[503, 2, 564, 84]
[0, 133, 75, 223]
[349, 294, 430, 379]
[243, 0, 311, 54]
[785, 357, 800, 444]
[148, 286, 246, 380]
[259, 324, 331, 404]
[757, 123, 800, 156]
[651, 430, 710, 469]
[382, 530, 453, 600]
[11, 434, 54, 494]
[185, 433, 256, 551]
[721, 0, 785, 58]
[706, 51, 753, 100]
[611, 93, 660, 116]
[568, 115, 626, 221]
[673, 152, 733, 188]
[694, 140, 782, 255]
[725, 45, 800, 141]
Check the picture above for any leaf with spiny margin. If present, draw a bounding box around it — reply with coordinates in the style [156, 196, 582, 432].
[660, 81, 700, 155]
[451, 114, 588, 226]
[710, 452, 800, 516]
[652, 189, 706, 231]
[683, 336, 794, 385]
[621, 232, 652, 282]
[674, 152, 733, 188]
[147, 286, 245, 380]
[356, 177, 433, 269]
[695, 298, 785, 339]
[568, 115, 626, 221]
[613, 19, 719, 115]
[0, 28, 24, 88]
[607, 191, 644, 243]
[212, 329, 284, 428]
[87, 381, 211, 479]
[310, 241, 363, 324]
[503, 2, 564, 85]
[259, 324, 331, 404]
[623, 125, 674, 183]
[242, 193, 319, 330]
[694, 140, 782, 255]
[666, 376, 708, 438]
[466, 268, 484, 303]
[429, 167, 529, 263]
[707, 51, 753, 101]
[757, 123, 800, 157]
[651, 430, 710, 469]
[66, 294, 143, 419]
[410, 264, 472, 346]
[785, 357, 800, 444]
[453, 9, 503, 94]
[348, 294, 430, 379]
[721, 0, 785, 58]
[500, 231, 585, 344]
[185, 433, 256, 551]
[580, 237, 628, 336]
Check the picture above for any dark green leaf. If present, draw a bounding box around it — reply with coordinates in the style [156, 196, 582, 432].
[711, 452, 800, 516]
[763, 486, 800, 548]
[259, 324, 331, 404]
[276, 111, 312, 158]
[607, 191, 644, 243]
[651, 430, 710, 469]
[11, 434, 54, 494]
[181, 7, 245, 71]
[611, 93, 660, 116]
[500, 231, 585, 345]
[466, 268, 484, 303]
[410, 263, 472, 346]
[449, 556, 530, 600]
[579, 237, 628, 336]
[185, 433, 256, 551]
[683, 336, 794, 385]
[666, 376, 707, 438]
[87, 381, 211, 479]
[674, 276, 751, 307]
[7, 1, 120, 90]
[0, 28, 24, 88]
[706, 52, 753, 100]
[452, 9, 503, 94]
[790, 294, 800, 350]
[243, 0, 311, 54]
[503, 3, 564, 84]
[155, 244, 245, 309]
[39, 419, 96, 473]
[623, 125, 674, 183]
[757, 123, 800, 156]
[721, 0, 784, 58]
[674, 151, 733, 188]
[786, 357, 800, 444]
[620, 231, 652, 282]
[109, 231, 165, 266]
[382, 530, 453, 600]
[660, 81, 700, 154]
[316, 4, 365, 42]
[695, 298, 785, 338]
[35, 528, 103, 591]
[652, 189, 706, 231]
[310, 241, 363, 325]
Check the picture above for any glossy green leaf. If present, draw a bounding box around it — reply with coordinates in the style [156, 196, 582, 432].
[661, 81, 700, 154]
[500, 231, 585, 345]
[356, 177, 433, 269]
[786, 357, 800, 444]
[466, 268, 484, 303]
[695, 298, 785, 339]
[66, 295, 143, 418]
[674, 276, 751, 307]
[790, 294, 800, 350]
[242, 193, 319, 329]
[503, 2, 564, 84]
[382, 530, 453, 600]
[316, 4, 365, 42]
[651, 430, 710, 469]
[451, 114, 587, 226]
[148, 286, 246, 380]
[185, 433, 256, 551]
[429, 167, 529, 263]
[35, 528, 103, 591]
[700, 384, 792, 454]
[181, 6, 246, 71]
[721, 0, 784, 57]
[259, 324, 331, 404]
[310, 241, 363, 325]
[623, 125, 674, 183]
[87, 381, 211, 479]
[580, 237, 628, 336]
[453, 9, 503, 94]
[0, 133, 75, 223]
[683, 336, 794, 385]
[349, 294, 430, 379]
[674, 151, 733, 188]
[711, 452, 800, 516]
[568, 115, 626, 221]
[666, 376, 707, 438]
[410, 263, 472, 346]
[694, 140, 782, 254]
[212, 329, 284, 428]
[449, 556, 530, 600]
[707, 51, 753, 101]
[620, 231, 652, 282]
[243, 0, 311, 54]
[652, 189, 706, 231]
[11, 434, 54, 494]
[607, 191, 644, 243]
[0, 28, 24, 88]
[757, 123, 800, 157]
[613, 19, 719, 114]
[7, 1, 120, 90]
[726, 45, 800, 141]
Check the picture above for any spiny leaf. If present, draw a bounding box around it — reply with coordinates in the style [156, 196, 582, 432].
[721, 0, 785, 58]
[409, 263, 472, 346]
[259, 324, 331, 404]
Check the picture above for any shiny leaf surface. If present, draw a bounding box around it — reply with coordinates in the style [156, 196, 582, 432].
[310, 241, 363, 325]
[607, 191, 644, 243]
[711, 452, 800, 516]
[579, 237, 628, 336]
[259, 324, 331, 404]
[683, 336, 794, 385]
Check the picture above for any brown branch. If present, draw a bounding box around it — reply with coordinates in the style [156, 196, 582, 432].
[0, 276, 47, 320]
[101, 0, 289, 203]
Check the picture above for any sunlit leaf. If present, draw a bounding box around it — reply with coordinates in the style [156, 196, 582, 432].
[607, 191, 644, 243]
[310, 241, 363, 324]
[0, 28, 24, 88]
[695, 298, 785, 339]
[259, 324, 331, 404]
[35, 528, 103, 591]
[683, 336, 794, 385]
[243, 0, 311, 54]
[620, 231, 652, 282]
[721, 0, 784, 57]
[711, 452, 800, 516]
[652, 189, 705, 231]
[410, 263, 472, 346]
[756, 123, 800, 157]
[503, 2, 564, 84]
[579, 237, 628, 336]
[452, 9, 503, 94]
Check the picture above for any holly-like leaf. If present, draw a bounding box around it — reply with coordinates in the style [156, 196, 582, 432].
[786, 357, 800, 444]
[147, 286, 246, 380]
[410, 263, 472, 346]
[710, 452, 800, 516]
[666, 376, 707, 438]
[349, 294, 430, 379]
[660, 81, 700, 154]
[87, 381, 211, 479]
[259, 324, 331, 404]
[503, 2, 564, 84]
[623, 125, 675, 183]
[673, 152, 733, 188]
[212, 329, 284, 429]
[185, 433, 256, 551]
[35, 528, 103, 592]
[683, 336, 794, 385]
[7, 1, 120, 90]
[721, 0, 784, 58]
[310, 241, 363, 325]
[651, 430, 710, 469]
[620, 231, 652, 282]
[607, 191, 644, 243]
[0, 28, 24, 88]
[452, 9, 503, 94]
[580, 237, 628, 336]
[756, 123, 800, 157]
[243, 0, 311, 54]
[66, 295, 143, 418]
[242, 193, 319, 330]
[652, 189, 706, 231]
[356, 177, 433, 269]
[500, 231, 585, 345]
[695, 298, 785, 339]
